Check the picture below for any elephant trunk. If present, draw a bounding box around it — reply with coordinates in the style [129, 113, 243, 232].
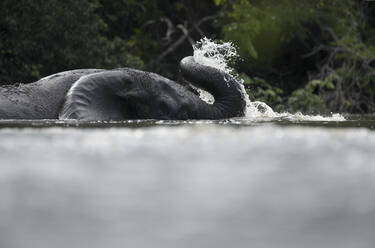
[179, 56, 246, 119]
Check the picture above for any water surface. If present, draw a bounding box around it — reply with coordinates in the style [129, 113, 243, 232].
[1, 116, 375, 248]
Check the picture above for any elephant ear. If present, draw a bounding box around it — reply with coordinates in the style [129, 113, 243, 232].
[59, 70, 133, 120]
[116, 88, 150, 104]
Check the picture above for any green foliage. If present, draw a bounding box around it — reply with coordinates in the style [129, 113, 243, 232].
[240, 73, 283, 110]
[215, 0, 355, 94]
[219, 0, 333, 63]
[214, 0, 227, 6]
[217, 0, 375, 113]
[221, 0, 260, 60]
[287, 79, 334, 113]
[305, 0, 375, 113]
[0, 0, 219, 84]
[287, 89, 327, 114]
[0, 0, 143, 84]
[97, 0, 161, 53]
[0, 0, 374, 114]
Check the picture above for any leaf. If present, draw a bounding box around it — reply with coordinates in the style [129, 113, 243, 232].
[214, 0, 226, 6]
[247, 42, 258, 59]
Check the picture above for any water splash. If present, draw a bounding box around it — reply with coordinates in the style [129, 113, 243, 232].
[192, 37, 345, 122]
[193, 37, 238, 74]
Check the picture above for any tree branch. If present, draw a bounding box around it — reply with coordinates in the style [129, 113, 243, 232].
[147, 15, 217, 68]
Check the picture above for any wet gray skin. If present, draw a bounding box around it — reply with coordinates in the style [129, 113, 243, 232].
[0, 56, 246, 120]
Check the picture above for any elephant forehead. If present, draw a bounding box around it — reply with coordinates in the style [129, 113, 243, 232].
[68, 70, 134, 94]
[150, 82, 189, 105]
[117, 69, 189, 97]
[39, 69, 105, 82]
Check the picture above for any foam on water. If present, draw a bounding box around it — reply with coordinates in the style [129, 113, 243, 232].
[192, 38, 345, 122]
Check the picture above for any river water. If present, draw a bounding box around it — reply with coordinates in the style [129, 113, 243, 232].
[1, 116, 375, 248]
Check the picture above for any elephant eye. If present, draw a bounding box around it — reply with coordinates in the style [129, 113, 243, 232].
[159, 101, 170, 114]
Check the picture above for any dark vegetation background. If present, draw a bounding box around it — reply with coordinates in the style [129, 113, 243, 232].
[0, 0, 374, 114]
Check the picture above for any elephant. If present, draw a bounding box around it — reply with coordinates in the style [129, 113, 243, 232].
[0, 56, 246, 120]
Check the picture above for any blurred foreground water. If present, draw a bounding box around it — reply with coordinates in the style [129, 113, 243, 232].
[1, 116, 375, 248]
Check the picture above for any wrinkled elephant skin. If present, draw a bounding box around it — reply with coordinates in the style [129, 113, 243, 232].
[0, 57, 246, 120]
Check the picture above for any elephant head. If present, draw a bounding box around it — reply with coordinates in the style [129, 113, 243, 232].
[59, 69, 193, 120]
[59, 56, 246, 120]
[59, 57, 246, 120]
